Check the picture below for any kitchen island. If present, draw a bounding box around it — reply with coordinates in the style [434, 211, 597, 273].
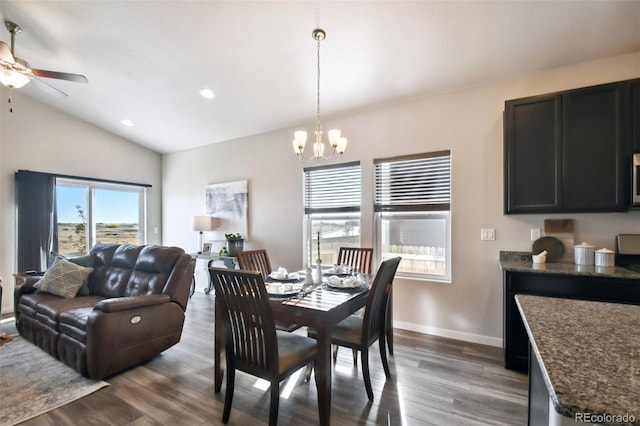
[515, 295, 639, 426]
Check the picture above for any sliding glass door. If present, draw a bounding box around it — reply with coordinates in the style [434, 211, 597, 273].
[56, 178, 146, 256]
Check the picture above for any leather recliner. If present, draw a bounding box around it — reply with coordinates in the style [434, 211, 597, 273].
[14, 243, 195, 379]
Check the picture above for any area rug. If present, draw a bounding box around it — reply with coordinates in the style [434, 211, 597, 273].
[0, 320, 109, 425]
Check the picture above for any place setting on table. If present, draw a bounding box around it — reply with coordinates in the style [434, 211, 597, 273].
[264, 267, 306, 297]
[264, 265, 369, 299]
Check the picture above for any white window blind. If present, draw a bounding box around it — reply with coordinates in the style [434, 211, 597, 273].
[304, 161, 361, 214]
[374, 150, 451, 212]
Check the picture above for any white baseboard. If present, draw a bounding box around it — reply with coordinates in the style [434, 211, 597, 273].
[393, 320, 503, 348]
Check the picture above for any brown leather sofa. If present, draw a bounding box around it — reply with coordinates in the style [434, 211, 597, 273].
[14, 243, 195, 379]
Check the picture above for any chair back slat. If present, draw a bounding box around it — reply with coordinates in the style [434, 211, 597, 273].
[209, 268, 278, 370]
[237, 249, 273, 281]
[337, 247, 374, 274]
[362, 257, 401, 342]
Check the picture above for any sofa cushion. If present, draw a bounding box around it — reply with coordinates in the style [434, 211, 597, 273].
[17, 292, 61, 318]
[36, 296, 103, 320]
[34, 258, 94, 298]
[125, 245, 182, 296]
[59, 306, 95, 343]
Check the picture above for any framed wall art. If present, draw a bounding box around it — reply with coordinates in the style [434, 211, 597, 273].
[205, 179, 249, 239]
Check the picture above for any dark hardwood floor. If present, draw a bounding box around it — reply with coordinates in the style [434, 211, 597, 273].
[15, 293, 528, 425]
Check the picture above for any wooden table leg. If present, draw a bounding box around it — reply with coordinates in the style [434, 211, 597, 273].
[214, 296, 224, 392]
[315, 323, 332, 426]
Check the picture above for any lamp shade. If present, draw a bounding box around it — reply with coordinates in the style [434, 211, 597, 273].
[191, 215, 220, 232]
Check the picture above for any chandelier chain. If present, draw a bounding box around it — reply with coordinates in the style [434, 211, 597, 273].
[316, 36, 321, 132]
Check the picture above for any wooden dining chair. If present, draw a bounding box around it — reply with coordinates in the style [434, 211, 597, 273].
[209, 268, 318, 426]
[306, 256, 401, 401]
[236, 249, 301, 332]
[236, 249, 272, 281]
[337, 247, 374, 274]
[334, 247, 375, 361]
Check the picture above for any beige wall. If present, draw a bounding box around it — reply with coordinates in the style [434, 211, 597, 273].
[2, 51, 639, 343]
[0, 89, 163, 314]
[163, 51, 640, 346]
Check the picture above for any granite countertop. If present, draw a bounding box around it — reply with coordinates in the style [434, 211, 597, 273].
[515, 295, 640, 425]
[500, 251, 640, 279]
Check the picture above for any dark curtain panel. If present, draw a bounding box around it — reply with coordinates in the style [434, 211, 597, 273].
[16, 170, 57, 272]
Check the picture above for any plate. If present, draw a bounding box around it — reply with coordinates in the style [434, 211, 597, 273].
[267, 272, 301, 282]
[266, 283, 303, 297]
[323, 272, 352, 277]
[326, 276, 368, 290]
[324, 282, 368, 292]
[267, 276, 303, 283]
[532, 236, 565, 263]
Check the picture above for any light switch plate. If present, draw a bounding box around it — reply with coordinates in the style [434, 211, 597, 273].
[481, 228, 496, 241]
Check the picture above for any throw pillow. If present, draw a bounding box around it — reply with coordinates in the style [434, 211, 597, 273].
[34, 257, 94, 298]
[46, 253, 96, 295]
[67, 254, 96, 295]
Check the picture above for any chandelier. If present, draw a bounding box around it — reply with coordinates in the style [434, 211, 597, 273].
[293, 28, 347, 163]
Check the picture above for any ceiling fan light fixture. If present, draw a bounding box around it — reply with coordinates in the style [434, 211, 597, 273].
[1, 20, 88, 98]
[0, 68, 30, 88]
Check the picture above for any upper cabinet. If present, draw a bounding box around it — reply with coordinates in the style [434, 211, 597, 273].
[504, 80, 633, 214]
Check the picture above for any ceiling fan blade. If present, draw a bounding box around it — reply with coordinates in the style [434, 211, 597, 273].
[29, 75, 68, 98]
[0, 41, 15, 63]
[32, 68, 88, 84]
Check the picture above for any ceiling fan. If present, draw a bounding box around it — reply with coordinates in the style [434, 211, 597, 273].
[0, 20, 88, 98]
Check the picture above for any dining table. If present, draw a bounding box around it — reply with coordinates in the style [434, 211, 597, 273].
[213, 271, 373, 426]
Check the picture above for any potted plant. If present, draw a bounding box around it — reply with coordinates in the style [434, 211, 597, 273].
[224, 233, 244, 256]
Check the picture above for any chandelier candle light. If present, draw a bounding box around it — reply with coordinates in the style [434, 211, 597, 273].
[293, 28, 347, 163]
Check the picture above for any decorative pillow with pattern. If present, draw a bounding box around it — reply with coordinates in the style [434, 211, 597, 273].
[34, 257, 94, 298]
[46, 253, 96, 295]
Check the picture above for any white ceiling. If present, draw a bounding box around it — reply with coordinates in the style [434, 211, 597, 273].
[1, 1, 639, 154]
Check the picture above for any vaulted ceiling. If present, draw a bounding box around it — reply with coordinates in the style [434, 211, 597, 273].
[1, 1, 639, 153]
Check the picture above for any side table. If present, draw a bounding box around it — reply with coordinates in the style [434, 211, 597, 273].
[188, 253, 237, 296]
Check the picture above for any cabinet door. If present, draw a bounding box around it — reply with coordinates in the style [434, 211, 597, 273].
[504, 94, 562, 213]
[562, 82, 632, 211]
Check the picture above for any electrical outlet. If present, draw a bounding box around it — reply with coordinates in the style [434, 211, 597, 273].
[480, 228, 496, 241]
[530, 228, 541, 241]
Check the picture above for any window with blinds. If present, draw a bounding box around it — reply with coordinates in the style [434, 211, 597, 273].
[374, 151, 452, 282]
[374, 150, 451, 212]
[304, 161, 361, 214]
[303, 161, 362, 266]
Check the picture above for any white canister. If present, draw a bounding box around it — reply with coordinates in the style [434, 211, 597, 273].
[594, 248, 615, 267]
[574, 242, 595, 265]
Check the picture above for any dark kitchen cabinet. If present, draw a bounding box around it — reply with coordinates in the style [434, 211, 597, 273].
[504, 81, 633, 214]
[504, 94, 562, 212]
[503, 270, 640, 371]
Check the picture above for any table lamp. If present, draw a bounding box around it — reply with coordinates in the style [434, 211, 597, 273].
[191, 216, 220, 254]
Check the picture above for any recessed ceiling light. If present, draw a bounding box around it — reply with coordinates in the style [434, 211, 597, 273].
[199, 88, 215, 99]
[121, 119, 134, 127]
